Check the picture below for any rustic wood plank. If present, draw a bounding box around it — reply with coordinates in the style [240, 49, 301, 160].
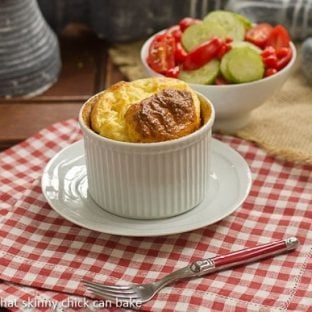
[0, 103, 81, 150]
[104, 56, 127, 89]
[0, 96, 90, 104]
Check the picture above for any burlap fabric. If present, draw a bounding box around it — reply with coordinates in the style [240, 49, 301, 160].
[108, 42, 312, 164]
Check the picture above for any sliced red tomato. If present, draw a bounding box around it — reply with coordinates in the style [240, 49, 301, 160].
[175, 41, 188, 63]
[183, 37, 223, 71]
[225, 37, 233, 44]
[245, 23, 273, 48]
[262, 54, 278, 69]
[261, 46, 276, 58]
[147, 34, 176, 74]
[276, 47, 292, 70]
[266, 25, 290, 49]
[179, 17, 201, 32]
[264, 68, 278, 77]
[261, 46, 292, 71]
[276, 47, 290, 58]
[166, 25, 182, 41]
[215, 77, 228, 85]
[165, 66, 180, 78]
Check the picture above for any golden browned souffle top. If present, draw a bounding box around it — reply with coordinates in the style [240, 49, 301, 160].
[125, 89, 199, 143]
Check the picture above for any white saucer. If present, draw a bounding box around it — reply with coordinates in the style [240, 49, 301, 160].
[41, 139, 251, 237]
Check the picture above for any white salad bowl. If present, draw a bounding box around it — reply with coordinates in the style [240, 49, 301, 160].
[141, 33, 297, 132]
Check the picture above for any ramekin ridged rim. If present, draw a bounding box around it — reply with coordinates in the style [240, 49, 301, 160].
[78, 91, 215, 152]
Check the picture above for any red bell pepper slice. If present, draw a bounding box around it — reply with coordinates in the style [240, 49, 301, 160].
[183, 37, 223, 71]
[175, 41, 188, 63]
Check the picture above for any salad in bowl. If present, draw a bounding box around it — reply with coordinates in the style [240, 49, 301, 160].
[143, 10, 294, 85]
[141, 11, 296, 131]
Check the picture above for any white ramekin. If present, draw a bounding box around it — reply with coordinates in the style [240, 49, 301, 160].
[79, 92, 215, 219]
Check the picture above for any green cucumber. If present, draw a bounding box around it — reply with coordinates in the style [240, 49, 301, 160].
[231, 41, 262, 54]
[232, 13, 253, 30]
[220, 46, 264, 83]
[181, 21, 227, 51]
[220, 53, 234, 82]
[203, 11, 245, 41]
[182, 10, 247, 52]
[178, 59, 220, 85]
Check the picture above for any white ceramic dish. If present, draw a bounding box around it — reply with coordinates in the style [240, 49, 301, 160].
[140, 31, 297, 132]
[41, 139, 252, 237]
[79, 87, 215, 220]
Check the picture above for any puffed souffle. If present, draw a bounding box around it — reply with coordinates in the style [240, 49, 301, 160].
[81, 77, 211, 143]
[79, 77, 215, 219]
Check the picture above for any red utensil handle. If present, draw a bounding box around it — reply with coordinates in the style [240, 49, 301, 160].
[190, 237, 299, 275]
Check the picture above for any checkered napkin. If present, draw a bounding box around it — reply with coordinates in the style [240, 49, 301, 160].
[1, 119, 312, 312]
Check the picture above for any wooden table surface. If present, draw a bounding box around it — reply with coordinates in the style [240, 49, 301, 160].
[0, 25, 126, 151]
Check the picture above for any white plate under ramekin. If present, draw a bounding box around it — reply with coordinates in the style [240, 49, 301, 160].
[41, 139, 252, 237]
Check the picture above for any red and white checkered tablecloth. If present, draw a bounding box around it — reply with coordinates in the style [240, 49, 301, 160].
[0, 119, 312, 312]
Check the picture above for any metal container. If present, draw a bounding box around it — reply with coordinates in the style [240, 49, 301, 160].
[38, 0, 229, 42]
[226, 0, 312, 40]
[0, 0, 61, 97]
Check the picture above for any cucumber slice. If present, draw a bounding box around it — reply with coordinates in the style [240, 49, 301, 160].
[203, 11, 245, 41]
[220, 53, 234, 82]
[178, 59, 220, 85]
[220, 47, 264, 83]
[231, 41, 262, 54]
[181, 21, 227, 51]
[181, 11, 249, 51]
[232, 13, 253, 30]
